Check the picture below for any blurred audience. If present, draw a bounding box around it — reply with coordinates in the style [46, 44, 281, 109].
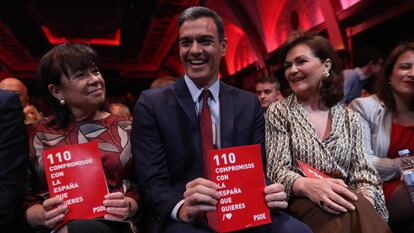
[23, 104, 43, 125]
[109, 103, 132, 119]
[350, 42, 414, 233]
[0, 77, 28, 106]
[254, 76, 284, 111]
[150, 76, 177, 89]
[343, 47, 383, 105]
[0, 77, 46, 125]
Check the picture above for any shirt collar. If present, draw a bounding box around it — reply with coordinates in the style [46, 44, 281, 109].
[184, 74, 220, 103]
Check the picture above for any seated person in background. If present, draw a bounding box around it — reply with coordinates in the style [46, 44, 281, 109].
[24, 104, 43, 125]
[0, 77, 46, 124]
[150, 76, 177, 89]
[342, 47, 383, 105]
[254, 76, 284, 111]
[0, 76, 29, 107]
[266, 31, 391, 233]
[0, 90, 28, 233]
[109, 103, 132, 119]
[350, 42, 414, 233]
[25, 43, 138, 233]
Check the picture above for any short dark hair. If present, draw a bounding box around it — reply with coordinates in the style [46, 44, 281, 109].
[354, 46, 382, 67]
[376, 42, 414, 111]
[254, 76, 281, 90]
[280, 31, 343, 107]
[178, 6, 225, 42]
[37, 43, 106, 128]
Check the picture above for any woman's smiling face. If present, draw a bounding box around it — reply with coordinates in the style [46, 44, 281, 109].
[390, 50, 414, 98]
[56, 65, 106, 113]
[284, 43, 331, 98]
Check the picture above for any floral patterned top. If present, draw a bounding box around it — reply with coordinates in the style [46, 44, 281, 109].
[265, 94, 388, 220]
[24, 114, 138, 212]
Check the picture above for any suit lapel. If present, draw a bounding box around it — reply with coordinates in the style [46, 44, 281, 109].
[219, 82, 235, 148]
[174, 78, 202, 160]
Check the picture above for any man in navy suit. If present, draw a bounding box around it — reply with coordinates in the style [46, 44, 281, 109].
[132, 6, 312, 233]
[0, 89, 28, 232]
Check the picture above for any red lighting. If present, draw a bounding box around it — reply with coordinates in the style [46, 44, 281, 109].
[340, 0, 361, 9]
[41, 26, 121, 46]
[225, 21, 257, 75]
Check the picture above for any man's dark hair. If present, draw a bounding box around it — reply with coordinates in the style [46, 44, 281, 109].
[178, 6, 225, 42]
[254, 76, 281, 90]
[354, 46, 382, 67]
[280, 31, 343, 108]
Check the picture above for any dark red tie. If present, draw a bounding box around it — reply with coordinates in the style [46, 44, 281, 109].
[200, 89, 213, 177]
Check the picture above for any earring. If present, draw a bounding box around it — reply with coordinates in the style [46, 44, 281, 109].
[59, 99, 65, 105]
[322, 70, 330, 79]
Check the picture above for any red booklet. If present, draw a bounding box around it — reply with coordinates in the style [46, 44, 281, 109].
[206, 144, 271, 232]
[42, 141, 108, 225]
[297, 160, 330, 179]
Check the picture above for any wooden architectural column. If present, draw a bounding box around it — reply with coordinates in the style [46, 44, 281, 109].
[318, 0, 345, 50]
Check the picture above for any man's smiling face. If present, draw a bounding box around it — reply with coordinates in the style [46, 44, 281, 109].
[179, 17, 227, 86]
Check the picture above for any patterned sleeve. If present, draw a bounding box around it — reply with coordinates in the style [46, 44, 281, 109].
[347, 110, 389, 220]
[265, 102, 302, 199]
[115, 118, 139, 203]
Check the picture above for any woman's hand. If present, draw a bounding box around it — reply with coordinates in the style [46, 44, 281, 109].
[103, 192, 138, 221]
[26, 197, 68, 228]
[293, 177, 358, 214]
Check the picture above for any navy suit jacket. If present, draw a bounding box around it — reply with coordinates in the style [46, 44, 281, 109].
[0, 90, 28, 231]
[132, 78, 265, 225]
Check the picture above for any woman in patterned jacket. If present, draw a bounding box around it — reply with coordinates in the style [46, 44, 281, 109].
[24, 43, 138, 233]
[265, 31, 390, 233]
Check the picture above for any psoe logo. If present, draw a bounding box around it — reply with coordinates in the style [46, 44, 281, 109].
[93, 205, 106, 213]
[253, 213, 266, 221]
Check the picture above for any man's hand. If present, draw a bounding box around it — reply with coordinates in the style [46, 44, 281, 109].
[264, 183, 288, 209]
[103, 192, 137, 221]
[178, 178, 220, 223]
